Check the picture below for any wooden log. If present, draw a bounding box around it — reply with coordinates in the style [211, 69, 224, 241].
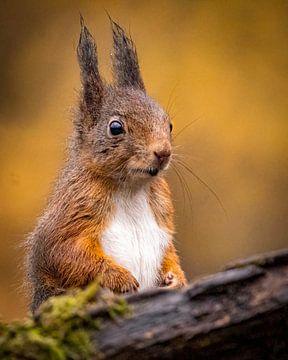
[89, 248, 288, 359]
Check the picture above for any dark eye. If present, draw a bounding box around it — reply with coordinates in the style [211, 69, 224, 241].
[109, 121, 124, 136]
[170, 123, 173, 133]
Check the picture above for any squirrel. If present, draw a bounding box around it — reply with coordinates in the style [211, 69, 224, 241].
[26, 17, 187, 313]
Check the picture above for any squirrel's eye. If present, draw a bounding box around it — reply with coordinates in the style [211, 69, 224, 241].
[170, 123, 173, 133]
[109, 121, 124, 136]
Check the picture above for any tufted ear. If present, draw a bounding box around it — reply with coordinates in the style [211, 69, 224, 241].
[77, 16, 103, 118]
[110, 19, 145, 91]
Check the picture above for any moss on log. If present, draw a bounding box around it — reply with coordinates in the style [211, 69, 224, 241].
[0, 283, 130, 359]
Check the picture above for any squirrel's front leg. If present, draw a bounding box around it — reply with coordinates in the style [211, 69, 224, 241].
[160, 243, 187, 289]
[52, 237, 139, 294]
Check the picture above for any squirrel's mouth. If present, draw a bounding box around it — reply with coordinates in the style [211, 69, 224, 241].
[130, 167, 159, 177]
[147, 168, 159, 176]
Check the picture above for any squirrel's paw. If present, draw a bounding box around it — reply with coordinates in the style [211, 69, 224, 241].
[161, 271, 186, 289]
[106, 267, 139, 294]
[116, 271, 139, 293]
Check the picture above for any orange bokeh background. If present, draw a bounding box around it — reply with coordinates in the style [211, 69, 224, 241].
[0, 0, 287, 320]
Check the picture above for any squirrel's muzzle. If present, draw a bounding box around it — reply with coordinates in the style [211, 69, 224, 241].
[151, 145, 171, 172]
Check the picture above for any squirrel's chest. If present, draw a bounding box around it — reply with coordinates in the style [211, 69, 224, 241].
[101, 191, 169, 289]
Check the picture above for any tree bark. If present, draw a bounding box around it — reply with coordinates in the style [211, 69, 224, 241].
[90, 248, 288, 359]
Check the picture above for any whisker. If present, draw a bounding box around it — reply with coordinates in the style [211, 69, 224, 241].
[172, 152, 199, 163]
[173, 117, 200, 141]
[171, 161, 193, 216]
[171, 144, 183, 151]
[175, 162, 194, 216]
[166, 81, 180, 115]
[170, 162, 186, 214]
[175, 159, 227, 218]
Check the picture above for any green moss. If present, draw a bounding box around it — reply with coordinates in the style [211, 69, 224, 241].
[0, 282, 131, 360]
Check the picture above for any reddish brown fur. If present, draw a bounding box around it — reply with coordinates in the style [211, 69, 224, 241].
[150, 178, 187, 287]
[26, 18, 187, 312]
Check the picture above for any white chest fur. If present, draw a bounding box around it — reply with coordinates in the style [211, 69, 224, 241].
[101, 190, 169, 289]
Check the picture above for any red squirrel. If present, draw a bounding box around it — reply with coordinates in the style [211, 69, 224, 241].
[26, 17, 187, 312]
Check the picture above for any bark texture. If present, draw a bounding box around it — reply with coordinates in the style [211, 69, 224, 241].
[89, 248, 288, 359]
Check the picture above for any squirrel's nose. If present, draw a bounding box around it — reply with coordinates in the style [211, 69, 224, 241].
[154, 149, 171, 167]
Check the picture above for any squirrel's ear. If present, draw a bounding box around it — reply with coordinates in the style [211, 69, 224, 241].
[77, 16, 103, 118]
[110, 20, 145, 91]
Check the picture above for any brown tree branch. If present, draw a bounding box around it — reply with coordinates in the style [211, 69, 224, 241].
[90, 248, 288, 359]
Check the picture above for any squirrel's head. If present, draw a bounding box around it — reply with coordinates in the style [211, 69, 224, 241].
[75, 17, 172, 185]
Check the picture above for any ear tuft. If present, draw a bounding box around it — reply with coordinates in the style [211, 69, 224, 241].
[110, 19, 145, 91]
[77, 16, 103, 120]
[77, 16, 98, 79]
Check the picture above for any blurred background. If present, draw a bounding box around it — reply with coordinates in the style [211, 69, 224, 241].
[0, 0, 287, 320]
